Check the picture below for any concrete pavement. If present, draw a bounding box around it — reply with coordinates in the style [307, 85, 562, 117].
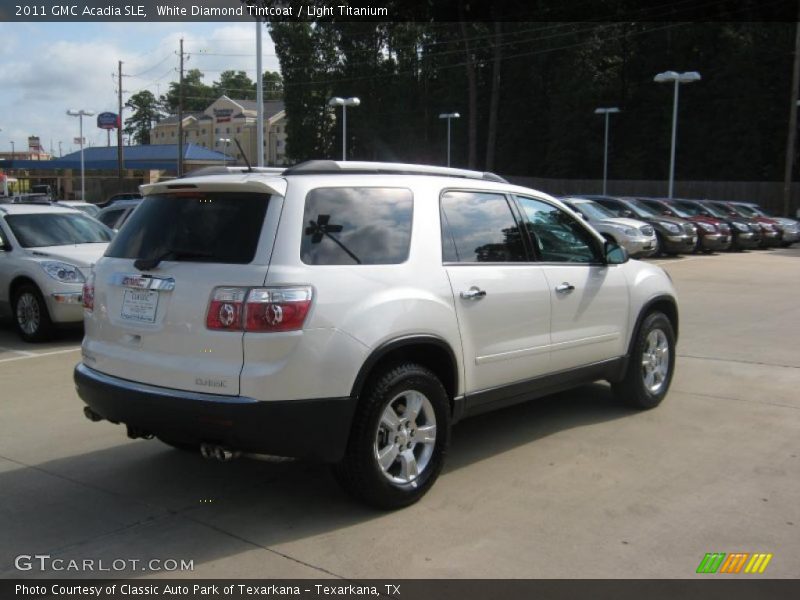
[0, 248, 798, 579]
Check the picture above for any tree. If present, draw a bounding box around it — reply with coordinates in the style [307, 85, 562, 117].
[213, 70, 255, 99]
[124, 90, 163, 145]
[262, 71, 284, 100]
[161, 68, 215, 113]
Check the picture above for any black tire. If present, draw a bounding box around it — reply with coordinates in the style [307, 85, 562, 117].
[157, 436, 199, 453]
[333, 363, 451, 510]
[613, 311, 676, 410]
[12, 283, 55, 342]
[654, 232, 666, 257]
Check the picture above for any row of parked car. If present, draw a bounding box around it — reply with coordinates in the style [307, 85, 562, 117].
[562, 195, 799, 258]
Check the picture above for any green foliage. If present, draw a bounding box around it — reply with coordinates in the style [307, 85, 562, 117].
[123, 90, 163, 145]
[260, 15, 794, 181]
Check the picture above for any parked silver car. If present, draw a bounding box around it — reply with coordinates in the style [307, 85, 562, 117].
[562, 197, 657, 257]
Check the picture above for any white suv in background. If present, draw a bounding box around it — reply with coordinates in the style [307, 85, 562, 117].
[75, 161, 678, 509]
[0, 203, 112, 341]
[562, 196, 657, 257]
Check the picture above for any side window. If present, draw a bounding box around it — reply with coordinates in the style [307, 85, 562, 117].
[515, 196, 601, 263]
[301, 187, 413, 265]
[594, 199, 624, 217]
[440, 191, 527, 263]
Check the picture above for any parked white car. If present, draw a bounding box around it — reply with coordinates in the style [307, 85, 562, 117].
[562, 197, 658, 257]
[75, 161, 678, 509]
[0, 204, 112, 341]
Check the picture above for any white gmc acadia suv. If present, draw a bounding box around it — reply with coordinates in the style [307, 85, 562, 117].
[75, 161, 678, 509]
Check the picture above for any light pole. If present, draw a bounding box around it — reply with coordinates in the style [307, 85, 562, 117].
[654, 71, 701, 198]
[328, 97, 360, 160]
[594, 107, 620, 195]
[438, 112, 460, 167]
[10, 141, 14, 161]
[67, 109, 95, 201]
[218, 138, 231, 166]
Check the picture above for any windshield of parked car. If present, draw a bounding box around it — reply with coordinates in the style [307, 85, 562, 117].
[659, 202, 691, 218]
[673, 201, 703, 216]
[733, 204, 759, 217]
[713, 202, 745, 217]
[698, 203, 728, 218]
[625, 199, 660, 217]
[568, 200, 616, 220]
[5, 212, 113, 248]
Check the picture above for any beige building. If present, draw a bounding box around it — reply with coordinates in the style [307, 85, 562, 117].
[152, 96, 288, 165]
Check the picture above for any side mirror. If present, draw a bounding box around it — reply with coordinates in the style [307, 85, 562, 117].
[605, 241, 628, 264]
[623, 210, 635, 218]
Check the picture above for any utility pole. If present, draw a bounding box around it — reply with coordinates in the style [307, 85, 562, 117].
[783, 14, 800, 217]
[58, 141, 62, 157]
[117, 60, 125, 190]
[177, 38, 185, 177]
[256, 20, 265, 167]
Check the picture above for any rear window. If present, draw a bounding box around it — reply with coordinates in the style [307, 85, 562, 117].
[301, 187, 413, 265]
[5, 213, 113, 248]
[105, 192, 269, 264]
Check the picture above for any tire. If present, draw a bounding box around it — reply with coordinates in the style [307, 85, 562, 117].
[613, 311, 676, 410]
[12, 283, 55, 342]
[654, 232, 666, 257]
[333, 363, 450, 510]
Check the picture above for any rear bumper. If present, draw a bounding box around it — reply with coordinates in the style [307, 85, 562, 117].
[74, 363, 357, 462]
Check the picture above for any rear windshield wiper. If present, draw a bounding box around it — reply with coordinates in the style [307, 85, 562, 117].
[134, 248, 214, 271]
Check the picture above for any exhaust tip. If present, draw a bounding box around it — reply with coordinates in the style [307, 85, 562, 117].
[200, 442, 240, 462]
[83, 407, 103, 422]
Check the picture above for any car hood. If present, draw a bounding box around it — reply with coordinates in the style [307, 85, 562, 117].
[27, 244, 109, 267]
[599, 217, 650, 229]
[640, 214, 689, 226]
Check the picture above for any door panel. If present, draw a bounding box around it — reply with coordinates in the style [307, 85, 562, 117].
[514, 195, 630, 371]
[540, 264, 629, 369]
[440, 190, 551, 394]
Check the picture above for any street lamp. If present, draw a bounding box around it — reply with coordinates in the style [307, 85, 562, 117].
[66, 109, 95, 201]
[594, 107, 620, 195]
[10, 140, 15, 161]
[438, 112, 460, 167]
[218, 138, 231, 166]
[654, 71, 701, 198]
[328, 97, 360, 161]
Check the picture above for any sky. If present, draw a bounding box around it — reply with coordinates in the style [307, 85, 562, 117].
[0, 22, 281, 157]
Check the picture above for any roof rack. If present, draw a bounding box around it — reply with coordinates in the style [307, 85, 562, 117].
[181, 165, 285, 178]
[282, 160, 508, 183]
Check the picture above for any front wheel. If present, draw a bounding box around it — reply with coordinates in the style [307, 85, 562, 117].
[13, 284, 55, 342]
[613, 311, 676, 409]
[333, 363, 450, 509]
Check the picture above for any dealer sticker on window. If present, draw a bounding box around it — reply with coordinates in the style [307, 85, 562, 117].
[121, 289, 159, 323]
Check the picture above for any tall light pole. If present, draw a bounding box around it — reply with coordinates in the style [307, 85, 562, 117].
[67, 109, 95, 201]
[654, 71, 701, 198]
[218, 138, 231, 166]
[594, 107, 620, 195]
[10, 140, 15, 161]
[328, 97, 360, 160]
[438, 112, 460, 167]
[256, 20, 265, 167]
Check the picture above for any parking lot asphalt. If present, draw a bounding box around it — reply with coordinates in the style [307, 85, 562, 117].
[1, 248, 798, 580]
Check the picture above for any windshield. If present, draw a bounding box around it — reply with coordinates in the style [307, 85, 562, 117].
[626, 199, 660, 217]
[673, 201, 703, 216]
[568, 200, 616, 220]
[698, 202, 728, 218]
[713, 202, 745, 217]
[106, 192, 270, 264]
[660, 202, 690, 218]
[733, 204, 759, 217]
[5, 213, 113, 248]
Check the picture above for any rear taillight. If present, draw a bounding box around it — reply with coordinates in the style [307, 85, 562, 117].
[206, 287, 247, 330]
[245, 287, 313, 332]
[82, 272, 95, 311]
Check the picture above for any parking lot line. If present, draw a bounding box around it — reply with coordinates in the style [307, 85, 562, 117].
[0, 346, 37, 357]
[0, 347, 81, 364]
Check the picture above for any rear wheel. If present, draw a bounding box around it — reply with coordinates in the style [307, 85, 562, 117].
[333, 363, 450, 509]
[13, 284, 54, 342]
[613, 311, 675, 409]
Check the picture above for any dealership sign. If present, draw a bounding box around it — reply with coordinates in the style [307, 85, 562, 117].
[214, 108, 233, 123]
[97, 112, 119, 130]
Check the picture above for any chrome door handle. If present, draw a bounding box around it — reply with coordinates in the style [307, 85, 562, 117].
[555, 282, 575, 294]
[460, 287, 487, 300]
